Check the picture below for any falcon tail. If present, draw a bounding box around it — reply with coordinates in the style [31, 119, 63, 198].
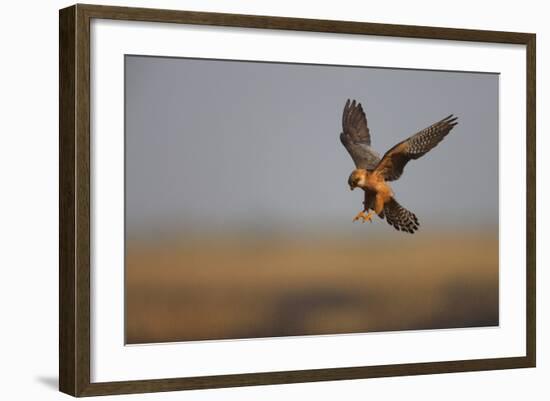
[383, 198, 420, 234]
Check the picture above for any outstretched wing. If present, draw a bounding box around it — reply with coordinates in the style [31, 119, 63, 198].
[374, 115, 458, 181]
[340, 99, 381, 170]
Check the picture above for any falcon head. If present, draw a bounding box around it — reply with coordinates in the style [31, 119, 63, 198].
[348, 169, 367, 190]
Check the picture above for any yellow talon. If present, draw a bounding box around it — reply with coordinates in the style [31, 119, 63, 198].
[353, 211, 374, 223]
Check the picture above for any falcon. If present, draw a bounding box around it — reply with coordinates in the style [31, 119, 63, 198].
[340, 99, 458, 233]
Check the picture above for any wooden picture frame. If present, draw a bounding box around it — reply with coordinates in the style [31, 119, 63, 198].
[59, 3, 536, 397]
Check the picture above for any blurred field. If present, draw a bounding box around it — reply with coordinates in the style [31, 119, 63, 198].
[125, 232, 498, 344]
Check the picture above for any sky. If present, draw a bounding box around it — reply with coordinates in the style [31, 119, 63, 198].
[124, 55, 499, 238]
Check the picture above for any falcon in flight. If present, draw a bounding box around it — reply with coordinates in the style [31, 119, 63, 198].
[340, 99, 458, 233]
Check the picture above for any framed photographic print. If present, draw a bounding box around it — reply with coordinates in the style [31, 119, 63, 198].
[59, 4, 536, 397]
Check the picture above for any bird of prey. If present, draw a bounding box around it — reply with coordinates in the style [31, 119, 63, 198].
[340, 99, 458, 233]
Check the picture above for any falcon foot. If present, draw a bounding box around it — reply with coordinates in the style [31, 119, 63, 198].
[353, 210, 374, 223]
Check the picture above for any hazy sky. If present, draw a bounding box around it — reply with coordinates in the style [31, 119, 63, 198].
[125, 55, 498, 237]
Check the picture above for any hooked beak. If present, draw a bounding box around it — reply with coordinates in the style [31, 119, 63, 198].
[349, 185, 355, 191]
